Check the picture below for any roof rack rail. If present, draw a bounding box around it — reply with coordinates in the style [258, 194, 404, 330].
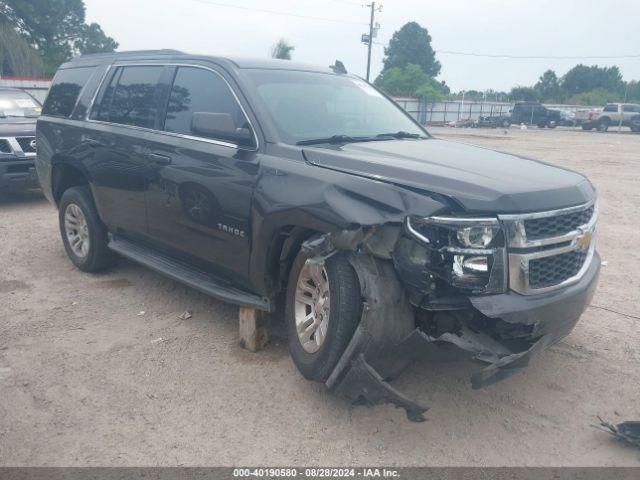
[71, 49, 185, 61]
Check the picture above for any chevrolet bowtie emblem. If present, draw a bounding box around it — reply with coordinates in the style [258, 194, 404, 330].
[576, 230, 593, 251]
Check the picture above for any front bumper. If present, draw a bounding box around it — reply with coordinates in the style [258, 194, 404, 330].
[0, 159, 39, 191]
[327, 251, 600, 422]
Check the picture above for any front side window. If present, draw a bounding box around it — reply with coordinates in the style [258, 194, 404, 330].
[42, 67, 93, 118]
[245, 70, 425, 145]
[603, 104, 617, 112]
[91, 66, 163, 129]
[163, 67, 252, 145]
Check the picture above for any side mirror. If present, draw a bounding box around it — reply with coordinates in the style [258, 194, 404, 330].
[191, 112, 254, 147]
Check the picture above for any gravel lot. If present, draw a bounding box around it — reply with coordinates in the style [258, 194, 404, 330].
[1, 126, 639, 466]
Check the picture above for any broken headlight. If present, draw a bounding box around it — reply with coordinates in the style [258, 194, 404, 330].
[405, 216, 507, 294]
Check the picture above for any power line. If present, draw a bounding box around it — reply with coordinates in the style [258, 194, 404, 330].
[436, 50, 640, 60]
[190, 0, 368, 25]
[327, 0, 364, 6]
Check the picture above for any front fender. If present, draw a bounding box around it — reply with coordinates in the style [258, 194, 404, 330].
[248, 153, 450, 294]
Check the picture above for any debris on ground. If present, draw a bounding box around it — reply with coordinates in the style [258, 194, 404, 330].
[150, 337, 164, 344]
[594, 416, 640, 448]
[178, 310, 193, 320]
[137, 311, 146, 316]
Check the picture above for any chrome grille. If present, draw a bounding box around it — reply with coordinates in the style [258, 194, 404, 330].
[16, 136, 36, 153]
[499, 201, 597, 295]
[525, 205, 594, 239]
[529, 250, 588, 289]
[0, 139, 11, 153]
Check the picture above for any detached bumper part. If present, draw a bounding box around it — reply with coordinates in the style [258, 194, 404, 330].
[325, 251, 600, 422]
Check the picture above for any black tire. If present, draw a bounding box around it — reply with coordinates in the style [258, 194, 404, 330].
[597, 118, 610, 132]
[582, 124, 593, 131]
[58, 186, 115, 272]
[285, 249, 362, 382]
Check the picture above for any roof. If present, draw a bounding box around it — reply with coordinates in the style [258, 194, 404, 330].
[64, 50, 336, 74]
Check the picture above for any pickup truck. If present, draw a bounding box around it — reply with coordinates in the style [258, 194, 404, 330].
[509, 102, 561, 128]
[0, 87, 40, 192]
[580, 103, 640, 132]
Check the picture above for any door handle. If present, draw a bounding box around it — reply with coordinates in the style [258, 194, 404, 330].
[84, 137, 103, 148]
[146, 152, 172, 166]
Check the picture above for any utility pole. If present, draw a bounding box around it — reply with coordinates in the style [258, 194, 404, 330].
[362, 2, 381, 81]
[366, 2, 375, 81]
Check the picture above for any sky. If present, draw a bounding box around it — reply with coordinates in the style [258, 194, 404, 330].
[84, 0, 640, 92]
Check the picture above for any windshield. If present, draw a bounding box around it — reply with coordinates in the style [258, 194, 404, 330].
[245, 70, 427, 145]
[0, 90, 42, 120]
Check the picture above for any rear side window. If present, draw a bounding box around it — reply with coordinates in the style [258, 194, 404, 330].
[43, 67, 94, 117]
[163, 67, 250, 142]
[91, 66, 163, 129]
[622, 105, 639, 113]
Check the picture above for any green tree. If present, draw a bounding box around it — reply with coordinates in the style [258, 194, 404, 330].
[382, 22, 440, 77]
[561, 64, 624, 96]
[0, 0, 117, 76]
[566, 88, 623, 106]
[509, 86, 539, 102]
[626, 81, 640, 103]
[374, 63, 446, 100]
[535, 70, 562, 102]
[270, 38, 294, 60]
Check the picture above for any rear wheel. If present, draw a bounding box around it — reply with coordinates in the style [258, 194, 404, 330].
[285, 249, 362, 382]
[582, 124, 593, 131]
[59, 186, 115, 272]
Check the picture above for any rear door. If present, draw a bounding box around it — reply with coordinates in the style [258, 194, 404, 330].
[144, 65, 260, 281]
[85, 65, 166, 234]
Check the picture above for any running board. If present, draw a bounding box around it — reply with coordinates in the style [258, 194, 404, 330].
[108, 235, 270, 311]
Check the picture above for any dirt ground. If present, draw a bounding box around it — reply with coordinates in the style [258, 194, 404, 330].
[1, 126, 639, 467]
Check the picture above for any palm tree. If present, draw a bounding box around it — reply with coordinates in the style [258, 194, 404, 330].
[271, 39, 295, 60]
[0, 24, 45, 77]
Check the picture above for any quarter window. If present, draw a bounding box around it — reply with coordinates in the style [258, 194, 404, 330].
[91, 66, 163, 129]
[43, 67, 94, 117]
[163, 67, 252, 144]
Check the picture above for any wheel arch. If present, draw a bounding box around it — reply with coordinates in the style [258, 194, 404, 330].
[51, 162, 91, 206]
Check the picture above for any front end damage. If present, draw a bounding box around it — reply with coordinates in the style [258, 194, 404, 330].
[302, 219, 600, 422]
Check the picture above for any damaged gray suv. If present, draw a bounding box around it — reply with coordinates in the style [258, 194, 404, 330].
[37, 51, 599, 421]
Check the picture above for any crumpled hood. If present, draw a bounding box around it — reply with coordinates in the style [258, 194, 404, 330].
[302, 138, 594, 213]
[0, 119, 37, 137]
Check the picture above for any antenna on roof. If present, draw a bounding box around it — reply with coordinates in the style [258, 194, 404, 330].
[330, 60, 347, 74]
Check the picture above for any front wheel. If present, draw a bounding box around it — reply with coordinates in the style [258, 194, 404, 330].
[597, 118, 610, 132]
[285, 249, 362, 382]
[59, 186, 115, 272]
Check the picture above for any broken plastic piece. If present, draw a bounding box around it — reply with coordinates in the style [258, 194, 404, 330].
[595, 417, 640, 448]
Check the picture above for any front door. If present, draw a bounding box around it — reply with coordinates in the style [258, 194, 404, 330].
[144, 65, 260, 281]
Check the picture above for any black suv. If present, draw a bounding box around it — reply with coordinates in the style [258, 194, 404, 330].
[37, 51, 599, 420]
[510, 102, 561, 128]
[0, 87, 40, 192]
